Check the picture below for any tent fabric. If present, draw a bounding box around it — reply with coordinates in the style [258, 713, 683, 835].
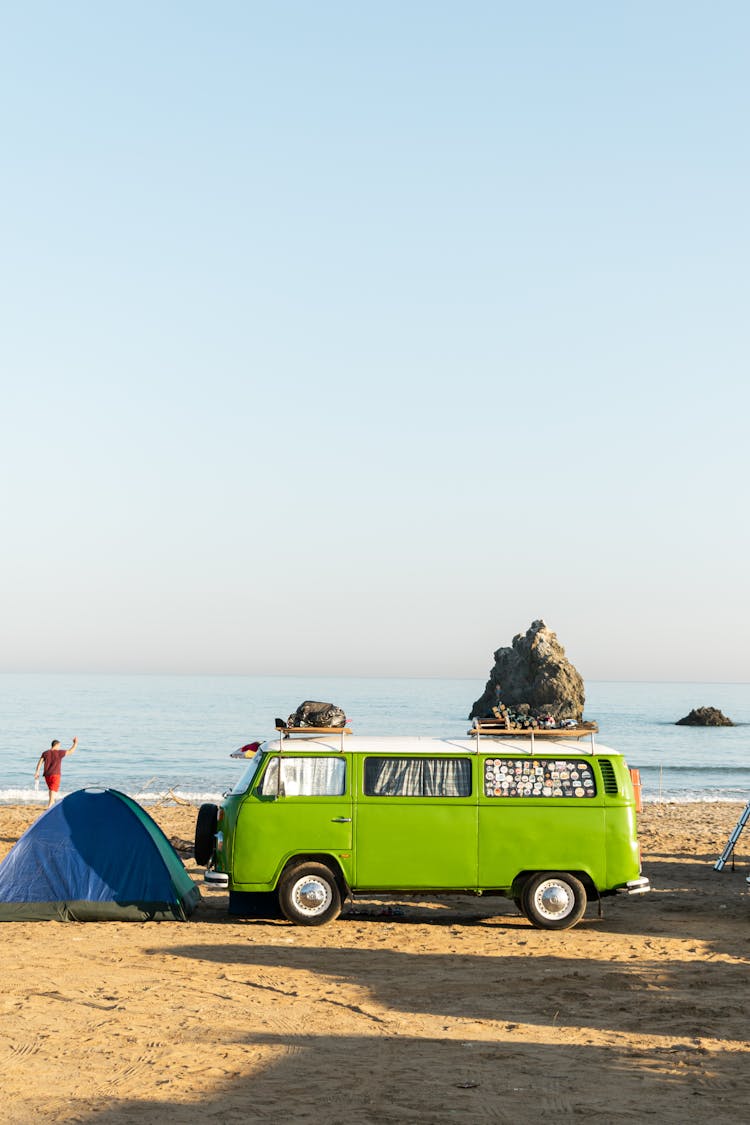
[0, 789, 201, 921]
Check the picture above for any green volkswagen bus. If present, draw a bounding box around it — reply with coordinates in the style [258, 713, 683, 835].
[194, 731, 649, 930]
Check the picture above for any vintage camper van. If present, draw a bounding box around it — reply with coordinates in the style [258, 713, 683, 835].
[195, 728, 649, 930]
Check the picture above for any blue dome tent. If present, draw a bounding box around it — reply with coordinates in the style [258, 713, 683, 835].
[0, 789, 201, 921]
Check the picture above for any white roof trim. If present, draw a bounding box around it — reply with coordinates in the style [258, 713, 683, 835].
[261, 735, 620, 757]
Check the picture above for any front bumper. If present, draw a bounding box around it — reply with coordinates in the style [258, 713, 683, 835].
[615, 876, 651, 895]
[204, 870, 229, 888]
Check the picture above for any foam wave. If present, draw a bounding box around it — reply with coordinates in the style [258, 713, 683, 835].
[0, 787, 224, 806]
[131, 790, 225, 804]
[643, 794, 749, 804]
[0, 788, 48, 805]
[637, 765, 750, 774]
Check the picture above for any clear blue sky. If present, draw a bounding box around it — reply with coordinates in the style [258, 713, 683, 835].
[1, 2, 748, 680]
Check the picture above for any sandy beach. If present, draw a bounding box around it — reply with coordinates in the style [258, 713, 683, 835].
[0, 801, 748, 1124]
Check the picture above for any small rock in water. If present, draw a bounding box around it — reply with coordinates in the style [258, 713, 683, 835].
[675, 707, 734, 727]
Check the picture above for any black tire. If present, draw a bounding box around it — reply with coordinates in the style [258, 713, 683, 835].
[194, 803, 218, 866]
[278, 862, 342, 926]
[513, 895, 526, 916]
[521, 872, 587, 930]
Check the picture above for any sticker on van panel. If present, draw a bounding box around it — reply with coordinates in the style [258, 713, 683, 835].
[483, 759, 596, 798]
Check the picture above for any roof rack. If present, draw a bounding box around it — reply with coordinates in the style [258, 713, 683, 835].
[276, 725, 351, 753]
[468, 719, 598, 755]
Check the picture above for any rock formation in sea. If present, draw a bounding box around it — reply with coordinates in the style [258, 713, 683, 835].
[675, 707, 734, 727]
[469, 619, 585, 722]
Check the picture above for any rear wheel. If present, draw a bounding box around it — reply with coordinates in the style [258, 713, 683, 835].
[278, 862, 342, 926]
[194, 803, 218, 866]
[521, 872, 587, 930]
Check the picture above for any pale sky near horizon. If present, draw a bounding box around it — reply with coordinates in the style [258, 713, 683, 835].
[1, 2, 748, 682]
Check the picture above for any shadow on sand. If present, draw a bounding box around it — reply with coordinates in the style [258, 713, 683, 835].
[52, 845, 750, 1123]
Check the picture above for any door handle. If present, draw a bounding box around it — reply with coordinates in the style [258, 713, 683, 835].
[331, 817, 352, 823]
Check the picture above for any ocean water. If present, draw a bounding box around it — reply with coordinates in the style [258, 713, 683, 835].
[0, 674, 748, 806]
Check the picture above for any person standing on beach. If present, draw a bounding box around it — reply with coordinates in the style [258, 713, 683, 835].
[34, 737, 78, 807]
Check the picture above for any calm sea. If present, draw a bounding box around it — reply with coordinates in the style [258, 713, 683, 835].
[1, 675, 748, 805]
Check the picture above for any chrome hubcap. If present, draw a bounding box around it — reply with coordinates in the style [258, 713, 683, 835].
[535, 880, 573, 919]
[292, 877, 332, 917]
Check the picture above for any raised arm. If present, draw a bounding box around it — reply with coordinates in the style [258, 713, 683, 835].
[64, 736, 79, 756]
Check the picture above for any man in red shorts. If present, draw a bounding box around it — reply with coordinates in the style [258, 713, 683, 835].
[34, 737, 78, 807]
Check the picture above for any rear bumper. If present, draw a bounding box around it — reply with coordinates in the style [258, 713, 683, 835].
[204, 870, 229, 888]
[614, 876, 651, 895]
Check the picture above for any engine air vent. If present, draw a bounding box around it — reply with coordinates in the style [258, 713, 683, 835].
[598, 758, 619, 795]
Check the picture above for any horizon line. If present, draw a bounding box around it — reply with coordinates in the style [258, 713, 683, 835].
[0, 671, 748, 687]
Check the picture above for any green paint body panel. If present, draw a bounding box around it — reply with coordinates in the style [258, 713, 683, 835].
[477, 804, 606, 888]
[215, 745, 644, 897]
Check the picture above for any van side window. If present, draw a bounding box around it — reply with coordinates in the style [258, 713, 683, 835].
[484, 758, 597, 798]
[260, 756, 347, 797]
[364, 758, 472, 797]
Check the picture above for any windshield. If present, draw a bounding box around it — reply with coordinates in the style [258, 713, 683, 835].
[230, 747, 264, 795]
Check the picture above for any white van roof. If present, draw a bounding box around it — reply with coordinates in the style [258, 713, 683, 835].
[262, 735, 619, 758]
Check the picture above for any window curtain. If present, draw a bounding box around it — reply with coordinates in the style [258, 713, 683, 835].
[365, 758, 423, 796]
[261, 756, 346, 796]
[423, 758, 471, 797]
[364, 758, 471, 797]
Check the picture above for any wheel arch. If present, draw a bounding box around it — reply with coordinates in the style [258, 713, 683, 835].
[278, 853, 350, 898]
[511, 868, 598, 900]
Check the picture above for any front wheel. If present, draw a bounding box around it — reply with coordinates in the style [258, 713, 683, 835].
[521, 872, 587, 930]
[278, 863, 342, 926]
